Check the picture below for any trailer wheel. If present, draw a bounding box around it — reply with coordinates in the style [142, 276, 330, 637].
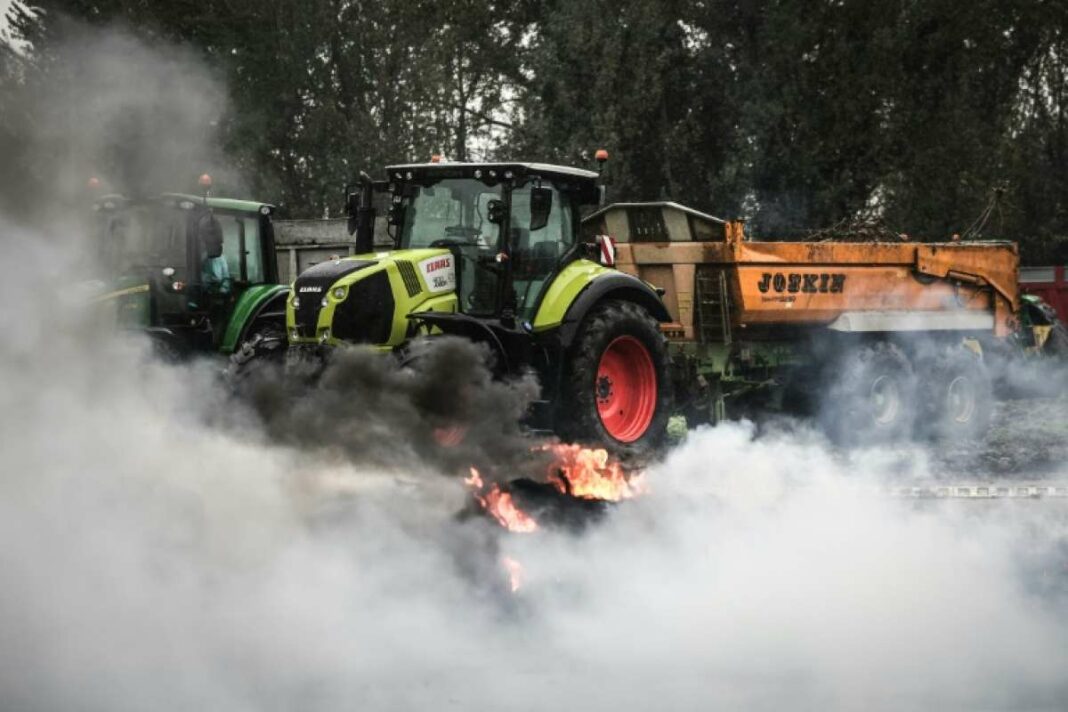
[923, 346, 993, 441]
[823, 342, 916, 444]
[559, 300, 671, 457]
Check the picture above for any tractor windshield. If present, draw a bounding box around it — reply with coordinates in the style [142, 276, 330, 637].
[398, 178, 502, 250]
[397, 178, 502, 315]
[100, 204, 188, 277]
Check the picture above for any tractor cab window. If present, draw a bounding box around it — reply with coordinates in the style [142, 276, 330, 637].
[398, 178, 502, 315]
[211, 213, 266, 285]
[104, 206, 187, 278]
[510, 184, 573, 320]
[399, 179, 500, 249]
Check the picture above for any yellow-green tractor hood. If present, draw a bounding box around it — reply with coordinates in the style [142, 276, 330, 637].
[286, 249, 460, 348]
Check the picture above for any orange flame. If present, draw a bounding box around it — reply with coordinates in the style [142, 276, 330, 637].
[465, 467, 538, 533]
[464, 467, 483, 490]
[544, 443, 646, 501]
[501, 555, 524, 592]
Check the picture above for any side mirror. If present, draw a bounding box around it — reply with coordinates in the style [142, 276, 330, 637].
[487, 199, 505, 224]
[198, 215, 224, 258]
[529, 187, 553, 231]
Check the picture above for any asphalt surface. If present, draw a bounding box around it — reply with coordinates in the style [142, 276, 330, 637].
[939, 395, 1068, 479]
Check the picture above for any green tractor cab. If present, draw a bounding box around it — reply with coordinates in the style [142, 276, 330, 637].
[283, 161, 673, 454]
[91, 191, 289, 357]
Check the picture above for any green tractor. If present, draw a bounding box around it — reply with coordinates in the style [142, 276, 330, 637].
[279, 160, 673, 453]
[90, 177, 289, 358]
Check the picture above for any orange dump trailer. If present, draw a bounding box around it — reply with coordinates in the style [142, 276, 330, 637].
[583, 202, 1021, 440]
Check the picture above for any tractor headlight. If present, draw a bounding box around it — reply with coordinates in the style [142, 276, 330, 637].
[332, 287, 346, 300]
[291, 296, 301, 309]
[320, 296, 329, 308]
[289, 327, 299, 340]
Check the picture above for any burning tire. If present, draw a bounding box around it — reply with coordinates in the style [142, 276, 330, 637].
[822, 341, 917, 444]
[923, 345, 993, 441]
[559, 300, 671, 457]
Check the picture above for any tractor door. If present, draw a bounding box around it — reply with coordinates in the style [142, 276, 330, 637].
[509, 184, 575, 321]
[210, 211, 269, 286]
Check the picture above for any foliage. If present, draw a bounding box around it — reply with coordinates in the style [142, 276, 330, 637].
[2, 0, 1068, 263]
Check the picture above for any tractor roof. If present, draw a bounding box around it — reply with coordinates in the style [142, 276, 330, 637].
[384, 161, 600, 182]
[94, 193, 274, 215]
[159, 193, 275, 214]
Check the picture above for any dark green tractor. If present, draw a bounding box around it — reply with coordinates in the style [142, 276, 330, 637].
[90, 186, 289, 358]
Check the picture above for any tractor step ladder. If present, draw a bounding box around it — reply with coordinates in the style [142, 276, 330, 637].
[696, 267, 732, 345]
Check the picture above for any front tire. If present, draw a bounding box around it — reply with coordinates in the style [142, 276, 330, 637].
[558, 300, 671, 457]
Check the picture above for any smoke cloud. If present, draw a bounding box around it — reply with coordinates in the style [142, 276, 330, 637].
[4, 265, 1068, 710]
[1, 20, 239, 222]
[1, 21, 1067, 712]
[234, 336, 546, 482]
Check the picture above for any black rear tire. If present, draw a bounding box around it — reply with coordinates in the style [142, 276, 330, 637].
[557, 300, 671, 458]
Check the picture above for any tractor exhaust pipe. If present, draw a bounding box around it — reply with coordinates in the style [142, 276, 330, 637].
[347, 171, 376, 255]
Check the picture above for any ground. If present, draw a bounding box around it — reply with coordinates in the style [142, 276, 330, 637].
[941, 396, 1068, 478]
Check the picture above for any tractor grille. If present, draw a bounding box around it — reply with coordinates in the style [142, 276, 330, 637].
[395, 260, 422, 297]
[292, 259, 375, 338]
[332, 270, 395, 344]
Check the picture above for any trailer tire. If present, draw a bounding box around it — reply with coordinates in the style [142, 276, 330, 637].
[923, 345, 993, 441]
[822, 342, 917, 444]
[559, 300, 671, 458]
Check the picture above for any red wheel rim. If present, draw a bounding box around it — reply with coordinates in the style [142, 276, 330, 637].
[595, 335, 658, 442]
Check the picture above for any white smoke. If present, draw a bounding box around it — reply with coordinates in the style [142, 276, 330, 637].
[3, 218, 1068, 710]
[1, 22, 1067, 712]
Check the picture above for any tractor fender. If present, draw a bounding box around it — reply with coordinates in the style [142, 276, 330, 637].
[557, 272, 670, 350]
[406, 312, 518, 374]
[222, 284, 291, 353]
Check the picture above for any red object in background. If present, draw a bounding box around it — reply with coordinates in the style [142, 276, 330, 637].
[198, 173, 213, 188]
[1021, 265, 1068, 324]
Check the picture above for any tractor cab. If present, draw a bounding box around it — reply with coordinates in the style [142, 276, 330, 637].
[363, 162, 601, 322]
[91, 192, 286, 355]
